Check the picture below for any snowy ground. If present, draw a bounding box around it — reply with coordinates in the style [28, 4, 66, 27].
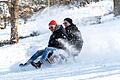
[0, 0, 120, 80]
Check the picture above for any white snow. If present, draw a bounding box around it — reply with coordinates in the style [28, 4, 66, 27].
[0, 0, 120, 80]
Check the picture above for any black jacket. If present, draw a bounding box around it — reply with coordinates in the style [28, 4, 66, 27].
[48, 25, 68, 49]
[65, 24, 83, 51]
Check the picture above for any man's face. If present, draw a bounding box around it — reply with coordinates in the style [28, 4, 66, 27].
[63, 20, 71, 28]
[49, 25, 56, 32]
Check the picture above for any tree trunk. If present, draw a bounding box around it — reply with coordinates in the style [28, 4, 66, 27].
[8, 0, 19, 43]
[114, 0, 120, 16]
[3, 15, 7, 29]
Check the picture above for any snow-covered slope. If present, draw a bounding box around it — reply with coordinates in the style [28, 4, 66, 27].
[0, 0, 120, 80]
[0, 0, 113, 41]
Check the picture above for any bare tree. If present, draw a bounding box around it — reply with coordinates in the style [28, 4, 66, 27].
[0, 0, 19, 43]
[8, 0, 19, 43]
[114, 0, 120, 16]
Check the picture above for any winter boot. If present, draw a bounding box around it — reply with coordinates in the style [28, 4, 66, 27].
[19, 63, 27, 67]
[47, 55, 55, 64]
[31, 61, 42, 69]
[31, 62, 38, 69]
[36, 61, 42, 68]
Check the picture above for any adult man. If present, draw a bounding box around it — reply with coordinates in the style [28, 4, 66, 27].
[19, 20, 68, 69]
[63, 18, 83, 57]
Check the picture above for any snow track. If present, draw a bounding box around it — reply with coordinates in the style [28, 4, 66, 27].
[0, 63, 120, 80]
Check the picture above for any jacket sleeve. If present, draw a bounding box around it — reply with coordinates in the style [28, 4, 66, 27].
[57, 29, 69, 49]
[61, 27, 69, 40]
[68, 26, 83, 45]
